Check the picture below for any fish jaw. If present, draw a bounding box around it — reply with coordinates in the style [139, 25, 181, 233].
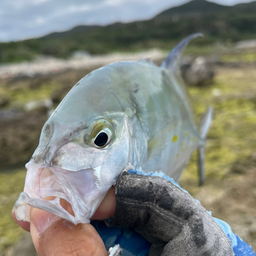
[14, 161, 109, 225]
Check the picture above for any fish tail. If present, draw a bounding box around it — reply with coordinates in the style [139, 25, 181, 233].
[200, 106, 213, 140]
[198, 107, 213, 186]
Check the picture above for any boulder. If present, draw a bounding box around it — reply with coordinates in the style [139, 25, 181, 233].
[0, 110, 47, 167]
[181, 56, 215, 86]
[24, 99, 53, 116]
[0, 95, 9, 107]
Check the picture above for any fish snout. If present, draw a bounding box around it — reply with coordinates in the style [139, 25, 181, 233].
[32, 145, 55, 166]
[14, 161, 107, 225]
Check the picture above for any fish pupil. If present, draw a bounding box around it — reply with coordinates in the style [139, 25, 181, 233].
[94, 132, 108, 147]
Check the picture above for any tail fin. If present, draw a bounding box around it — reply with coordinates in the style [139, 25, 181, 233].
[198, 107, 213, 186]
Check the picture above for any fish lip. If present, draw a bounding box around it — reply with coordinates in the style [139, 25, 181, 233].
[15, 192, 83, 224]
[14, 161, 101, 225]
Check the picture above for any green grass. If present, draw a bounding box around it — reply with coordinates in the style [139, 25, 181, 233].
[0, 69, 89, 110]
[0, 80, 62, 109]
[221, 52, 256, 63]
[181, 67, 256, 185]
[0, 168, 26, 251]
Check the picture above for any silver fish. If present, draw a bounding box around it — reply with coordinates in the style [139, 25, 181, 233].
[14, 34, 212, 225]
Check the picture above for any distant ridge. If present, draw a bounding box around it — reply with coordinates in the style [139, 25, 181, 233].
[44, 25, 101, 39]
[1, 0, 256, 63]
[231, 1, 256, 11]
[155, 0, 229, 19]
[43, 0, 229, 41]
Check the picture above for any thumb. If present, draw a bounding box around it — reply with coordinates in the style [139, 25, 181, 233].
[30, 208, 107, 256]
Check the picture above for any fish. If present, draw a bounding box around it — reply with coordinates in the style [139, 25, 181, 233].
[14, 33, 212, 225]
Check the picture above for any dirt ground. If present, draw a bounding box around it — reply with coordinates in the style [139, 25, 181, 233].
[180, 66, 256, 251]
[180, 156, 256, 251]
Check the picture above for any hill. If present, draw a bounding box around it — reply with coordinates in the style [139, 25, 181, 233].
[44, 25, 101, 40]
[232, 1, 256, 10]
[155, 0, 229, 19]
[1, 0, 256, 64]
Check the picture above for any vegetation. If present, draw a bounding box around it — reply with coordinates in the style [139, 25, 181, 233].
[1, 0, 256, 63]
[181, 67, 256, 190]
[0, 168, 26, 251]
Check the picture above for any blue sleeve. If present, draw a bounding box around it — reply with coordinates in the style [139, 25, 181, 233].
[214, 218, 255, 256]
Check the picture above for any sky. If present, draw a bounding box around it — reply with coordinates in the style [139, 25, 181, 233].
[0, 0, 254, 42]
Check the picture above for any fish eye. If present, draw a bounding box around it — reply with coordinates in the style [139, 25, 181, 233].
[84, 119, 114, 149]
[91, 128, 112, 148]
[94, 132, 108, 147]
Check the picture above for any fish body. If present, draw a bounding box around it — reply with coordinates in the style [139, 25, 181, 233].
[14, 34, 211, 225]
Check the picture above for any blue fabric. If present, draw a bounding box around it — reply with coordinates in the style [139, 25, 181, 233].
[214, 218, 255, 256]
[91, 220, 150, 256]
[91, 169, 255, 256]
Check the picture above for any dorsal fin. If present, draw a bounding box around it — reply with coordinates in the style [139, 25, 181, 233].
[160, 33, 203, 132]
[137, 58, 155, 66]
[161, 33, 203, 72]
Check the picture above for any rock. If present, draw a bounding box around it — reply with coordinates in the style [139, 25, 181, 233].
[72, 50, 90, 59]
[212, 89, 222, 97]
[24, 99, 53, 116]
[206, 56, 223, 66]
[235, 40, 256, 50]
[249, 223, 256, 239]
[229, 159, 251, 174]
[51, 86, 72, 104]
[0, 109, 23, 121]
[181, 56, 215, 86]
[0, 111, 47, 167]
[0, 95, 9, 107]
[250, 151, 256, 162]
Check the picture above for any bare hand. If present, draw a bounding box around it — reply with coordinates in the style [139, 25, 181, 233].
[12, 187, 116, 256]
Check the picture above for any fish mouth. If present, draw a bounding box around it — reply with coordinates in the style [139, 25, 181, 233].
[14, 161, 106, 225]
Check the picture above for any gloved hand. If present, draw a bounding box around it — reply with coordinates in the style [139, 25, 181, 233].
[106, 172, 234, 256]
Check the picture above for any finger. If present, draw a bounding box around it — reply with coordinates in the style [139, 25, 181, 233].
[12, 208, 30, 232]
[92, 186, 116, 220]
[13, 185, 116, 232]
[30, 207, 107, 256]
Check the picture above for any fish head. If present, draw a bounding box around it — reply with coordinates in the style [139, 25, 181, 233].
[14, 65, 135, 225]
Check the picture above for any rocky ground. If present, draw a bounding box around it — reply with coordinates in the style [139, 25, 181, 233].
[0, 51, 256, 255]
[0, 50, 167, 80]
[181, 153, 256, 250]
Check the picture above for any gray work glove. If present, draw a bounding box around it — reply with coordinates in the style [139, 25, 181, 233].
[106, 172, 233, 256]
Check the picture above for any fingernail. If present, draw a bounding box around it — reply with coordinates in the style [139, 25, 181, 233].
[30, 208, 61, 235]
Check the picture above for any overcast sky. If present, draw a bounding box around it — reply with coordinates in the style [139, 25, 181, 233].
[0, 0, 254, 42]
